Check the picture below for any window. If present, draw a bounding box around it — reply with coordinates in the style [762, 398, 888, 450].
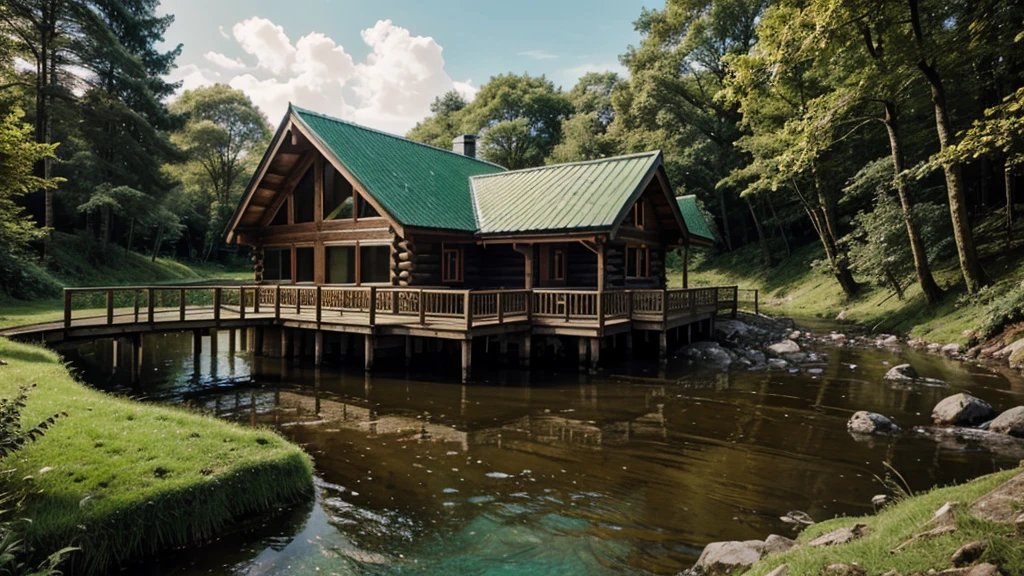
[358, 195, 380, 218]
[293, 167, 315, 223]
[264, 247, 291, 281]
[359, 245, 391, 284]
[443, 248, 463, 282]
[268, 202, 288, 226]
[633, 201, 645, 228]
[295, 247, 315, 283]
[324, 164, 354, 220]
[626, 245, 649, 278]
[325, 246, 356, 284]
[551, 249, 565, 281]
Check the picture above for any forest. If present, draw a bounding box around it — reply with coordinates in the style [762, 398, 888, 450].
[1, 0, 1023, 338]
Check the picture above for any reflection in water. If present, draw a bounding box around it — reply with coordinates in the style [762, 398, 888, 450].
[63, 330, 1024, 575]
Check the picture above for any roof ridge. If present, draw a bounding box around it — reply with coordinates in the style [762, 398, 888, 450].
[289, 104, 507, 171]
[469, 151, 661, 180]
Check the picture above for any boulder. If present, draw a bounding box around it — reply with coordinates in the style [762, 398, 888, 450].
[763, 534, 797, 555]
[941, 343, 964, 356]
[847, 411, 899, 435]
[989, 406, 1024, 438]
[951, 540, 988, 567]
[883, 364, 918, 381]
[927, 343, 943, 353]
[995, 337, 1024, 359]
[789, 330, 802, 340]
[830, 333, 847, 344]
[767, 358, 788, 370]
[970, 472, 1024, 524]
[742, 349, 766, 365]
[1016, 512, 1024, 536]
[783, 352, 808, 364]
[880, 335, 899, 347]
[807, 524, 869, 547]
[932, 393, 996, 426]
[686, 342, 734, 367]
[767, 339, 800, 356]
[694, 540, 764, 575]
[714, 319, 757, 343]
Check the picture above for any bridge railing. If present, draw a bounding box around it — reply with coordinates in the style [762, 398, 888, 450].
[61, 285, 748, 331]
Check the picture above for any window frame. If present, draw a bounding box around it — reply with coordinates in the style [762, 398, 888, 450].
[626, 245, 650, 279]
[633, 200, 645, 229]
[551, 248, 566, 281]
[262, 245, 293, 283]
[442, 246, 464, 283]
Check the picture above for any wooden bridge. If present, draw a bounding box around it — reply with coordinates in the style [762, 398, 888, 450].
[2, 285, 751, 381]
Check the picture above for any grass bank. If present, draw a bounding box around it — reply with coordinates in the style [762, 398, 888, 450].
[676, 213, 1024, 345]
[0, 338, 313, 573]
[744, 466, 1024, 575]
[0, 232, 251, 330]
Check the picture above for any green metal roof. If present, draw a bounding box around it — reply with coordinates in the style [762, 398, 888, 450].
[676, 195, 716, 244]
[470, 152, 662, 236]
[291, 105, 505, 231]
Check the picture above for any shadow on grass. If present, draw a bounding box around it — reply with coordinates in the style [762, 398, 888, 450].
[1, 343, 56, 365]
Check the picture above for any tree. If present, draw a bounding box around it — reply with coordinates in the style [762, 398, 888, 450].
[462, 73, 572, 169]
[169, 84, 269, 259]
[406, 89, 468, 150]
[548, 72, 623, 163]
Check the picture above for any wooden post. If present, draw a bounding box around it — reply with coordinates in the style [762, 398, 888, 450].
[274, 285, 281, 319]
[464, 291, 472, 329]
[133, 291, 139, 323]
[314, 330, 323, 367]
[625, 331, 634, 356]
[589, 338, 600, 370]
[419, 289, 426, 325]
[179, 289, 186, 321]
[240, 287, 247, 320]
[514, 243, 533, 289]
[253, 287, 261, 314]
[368, 287, 377, 326]
[578, 337, 588, 371]
[281, 329, 292, 360]
[392, 290, 399, 315]
[228, 328, 236, 354]
[564, 294, 571, 322]
[292, 329, 302, 359]
[519, 335, 531, 367]
[405, 336, 413, 367]
[683, 244, 689, 289]
[254, 327, 264, 357]
[597, 243, 606, 292]
[596, 291, 604, 330]
[659, 331, 668, 360]
[106, 290, 114, 325]
[147, 288, 155, 324]
[461, 339, 472, 383]
[131, 334, 142, 386]
[662, 289, 669, 325]
[364, 334, 375, 371]
[213, 287, 222, 324]
[193, 328, 202, 360]
[63, 290, 71, 329]
[316, 286, 322, 326]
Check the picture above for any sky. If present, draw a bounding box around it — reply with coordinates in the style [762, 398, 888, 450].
[158, 0, 652, 135]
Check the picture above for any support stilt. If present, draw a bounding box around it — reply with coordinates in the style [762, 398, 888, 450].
[314, 330, 323, 367]
[578, 337, 588, 371]
[364, 335, 375, 371]
[625, 332, 633, 357]
[687, 324, 692, 344]
[589, 338, 600, 370]
[240, 327, 248, 351]
[461, 339, 472, 383]
[254, 327, 264, 357]
[228, 329, 236, 354]
[519, 335, 531, 367]
[112, 338, 120, 374]
[405, 336, 413, 367]
[658, 331, 668, 360]
[293, 330, 303, 359]
[282, 329, 292, 360]
[193, 329, 202, 359]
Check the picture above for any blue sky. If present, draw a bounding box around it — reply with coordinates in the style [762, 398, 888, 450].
[158, 0, 652, 134]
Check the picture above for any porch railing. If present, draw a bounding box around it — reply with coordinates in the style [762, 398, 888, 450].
[61, 285, 743, 331]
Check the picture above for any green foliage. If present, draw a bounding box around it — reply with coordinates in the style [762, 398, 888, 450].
[0, 384, 65, 459]
[548, 72, 623, 163]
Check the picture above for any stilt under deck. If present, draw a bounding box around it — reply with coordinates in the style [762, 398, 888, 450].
[1, 285, 748, 382]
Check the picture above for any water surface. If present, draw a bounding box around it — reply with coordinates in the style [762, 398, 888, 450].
[62, 330, 1024, 575]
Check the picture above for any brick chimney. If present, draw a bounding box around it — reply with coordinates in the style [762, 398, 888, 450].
[452, 134, 476, 158]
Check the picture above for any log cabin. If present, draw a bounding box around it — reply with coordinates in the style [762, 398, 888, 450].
[224, 105, 714, 291]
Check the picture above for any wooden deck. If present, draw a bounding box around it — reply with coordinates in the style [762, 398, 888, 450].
[1, 285, 739, 343]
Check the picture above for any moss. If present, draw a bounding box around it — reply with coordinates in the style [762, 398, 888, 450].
[0, 338, 313, 574]
[745, 467, 1024, 575]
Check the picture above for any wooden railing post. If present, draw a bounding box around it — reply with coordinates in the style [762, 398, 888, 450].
[368, 287, 377, 326]
[240, 287, 247, 320]
[63, 290, 71, 329]
[392, 290, 399, 315]
[133, 290, 140, 323]
[626, 290, 633, 321]
[662, 289, 669, 324]
[147, 288, 155, 324]
[564, 294, 571, 322]
[419, 289, 426, 325]
[213, 287, 222, 324]
[315, 286, 322, 326]
[106, 290, 114, 325]
[497, 292, 504, 324]
[296, 288, 301, 315]
[464, 291, 472, 329]
[597, 291, 604, 329]
[179, 289, 186, 321]
[526, 290, 533, 322]
[274, 285, 281, 319]
[253, 287, 261, 314]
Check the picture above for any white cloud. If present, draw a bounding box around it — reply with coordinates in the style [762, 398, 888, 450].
[518, 49, 558, 60]
[218, 25, 230, 39]
[204, 51, 246, 70]
[172, 18, 472, 135]
[556, 61, 629, 90]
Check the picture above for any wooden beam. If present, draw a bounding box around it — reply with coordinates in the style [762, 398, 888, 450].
[226, 119, 293, 243]
[513, 243, 533, 289]
[259, 150, 316, 228]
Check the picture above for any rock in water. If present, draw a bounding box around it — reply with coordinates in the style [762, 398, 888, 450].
[883, 364, 918, 381]
[941, 343, 964, 356]
[694, 540, 764, 574]
[847, 411, 900, 435]
[931, 393, 995, 426]
[988, 406, 1024, 438]
[767, 339, 800, 356]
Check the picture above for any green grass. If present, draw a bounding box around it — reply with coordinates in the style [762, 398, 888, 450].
[0, 338, 313, 574]
[676, 213, 1024, 345]
[745, 467, 1024, 575]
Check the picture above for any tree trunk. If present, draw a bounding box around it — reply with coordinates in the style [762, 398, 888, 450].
[791, 177, 859, 298]
[1007, 161, 1016, 249]
[883, 101, 943, 304]
[124, 217, 135, 258]
[151, 225, 164, 262]
[747, 196, 771, 267]
[716, 188, 733, 251]
[883, 266, 905, 300]
[908, 0, 990, 292]
[101, 206, 111, 251]
[810, 163, 860, 297]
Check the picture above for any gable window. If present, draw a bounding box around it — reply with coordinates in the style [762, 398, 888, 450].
[268, 202, 288, 226]
[633, 201, 645, 229]
[264, 247, 292, 282]
[323, 164, 354, 220]
[443, 248, 463, 283]
[358, 195, 380, 218]
[293, 167, 315, 223]
[551, 249, 565, 281]
[626, 245, 649, 278]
